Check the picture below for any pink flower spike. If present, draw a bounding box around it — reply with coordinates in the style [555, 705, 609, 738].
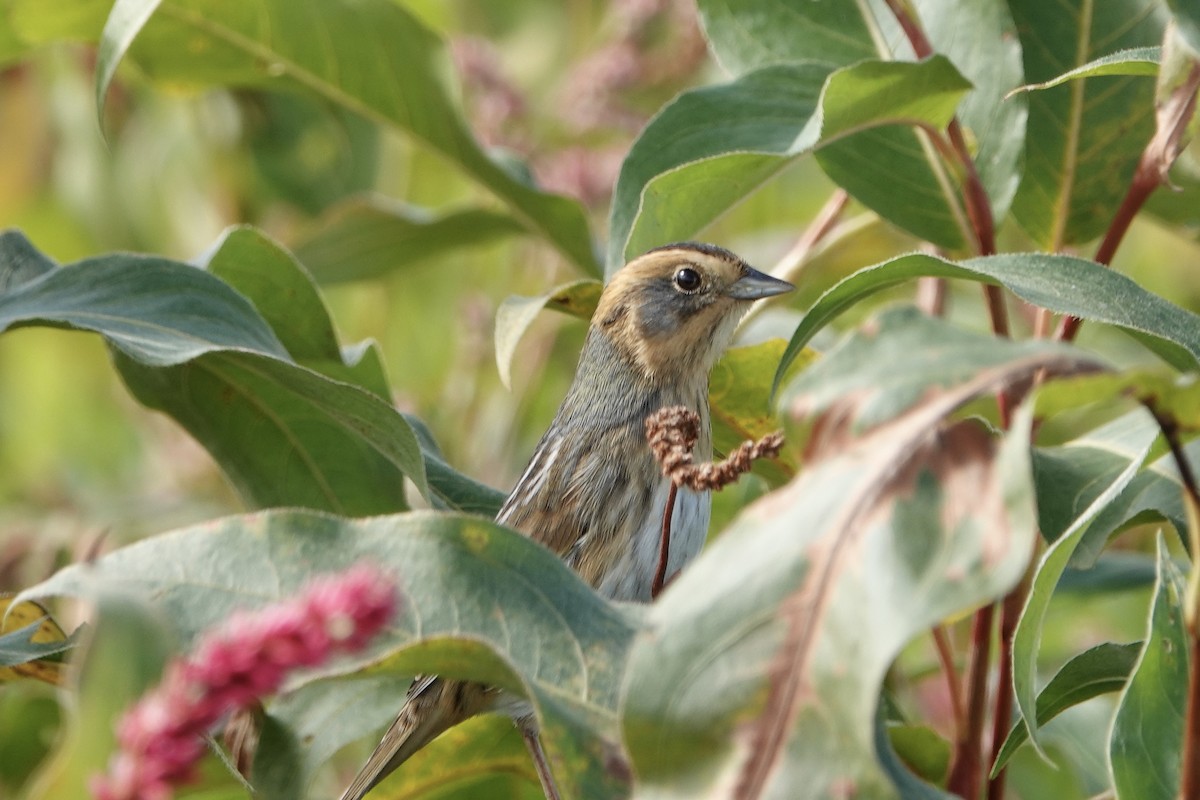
[92, 563, 397, 800]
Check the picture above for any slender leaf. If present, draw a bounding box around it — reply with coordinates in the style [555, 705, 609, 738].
[1010, 431, 1153, 755]
[1109, 535, 1188, 800]
[775, 252, 1200, 394]
[1012, 47, 1162, 94]
[992, 641, 1141, 774]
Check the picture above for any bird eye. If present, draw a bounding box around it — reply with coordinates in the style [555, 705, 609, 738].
[673, 267, 702, 293]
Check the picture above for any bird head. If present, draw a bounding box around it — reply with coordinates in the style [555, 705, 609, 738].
[593, 243, 794, 386]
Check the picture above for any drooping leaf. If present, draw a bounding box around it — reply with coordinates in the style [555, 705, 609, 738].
[294, 197, 525, 285]
[85, 0, 596, 271]
[1109, 535, 1188, 800]
[623, 305, 1099, 797]
[0, 229, 430, 513]
[494, 279, 602, 389]
[19, 510, 640, 799]
[606, 57, 972, 272]
[1008, 0, 1166, 247]
[775, 251, 1200, 394]
[992, 641, 1141, 774]
[0, 238, 290, 366]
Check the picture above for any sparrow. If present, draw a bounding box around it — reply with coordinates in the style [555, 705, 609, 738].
[339, 242, 793, 800]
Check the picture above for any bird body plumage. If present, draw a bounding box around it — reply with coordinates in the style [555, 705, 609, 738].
[339, 243, 792, 800]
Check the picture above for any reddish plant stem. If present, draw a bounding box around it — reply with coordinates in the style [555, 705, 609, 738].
[986, 564, 1033, 800]
[932, 625, 965, 733]
[947, 605, 994, 799]
[885, 6, 1012, 797]
[652, 483, 677, 599]
[1184, 636, 1200, 800]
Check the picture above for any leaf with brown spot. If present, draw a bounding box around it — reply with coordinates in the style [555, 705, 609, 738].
[623, 309, 1105, 800]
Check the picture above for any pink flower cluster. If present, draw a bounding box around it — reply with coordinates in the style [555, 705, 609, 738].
[91, 564, 397, 800]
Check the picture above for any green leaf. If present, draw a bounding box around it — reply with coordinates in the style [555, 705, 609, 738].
[0, 229, 430, 513]
[709, 340, 805, 484]
[115, 350, 420, 514]
[696, 0, 1027, 249]
[775, 252, 1200, 394]
[992, 641, 1142, 774]
[0, 230, 55, 292]
[1110, 535, 1189, 800]
[90, 0, 597, 271]
[885, 723, 951, 786]
[1009, 0, 1166, 247]
[1012, 47, 1162, 93]
[781, 306, 1105, 432]
[695, 0, 875, 74]
[607, 56, 972, 272]
[0, 237, 290, 367]
[623, 331, 1080, 796]
[294, 197, 525, 285]
[19, 510, 639, 799]
[493, 279, 601, 389]
[1010, 429, 1153, 756]
[95, 0, 161, 114]
[818, 0, 1027, 246]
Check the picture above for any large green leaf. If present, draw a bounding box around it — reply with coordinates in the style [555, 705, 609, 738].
[293, 197, 525, 285]
[1008, 0, 1167, 247]
[0, 229, 438, 514]
[606, 57, 972, 272]
[622, 306, 1099, 799]
[50, 0, 596, 271]
[1109, 535, 1188, 800]
[19, 510, 639, 799]
[696, 0, 1026, 251]
[0, 233, 289, 366]
[775, 251, 1200, 393]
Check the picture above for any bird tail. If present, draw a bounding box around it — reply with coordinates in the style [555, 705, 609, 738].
[338, 677, 475, 800]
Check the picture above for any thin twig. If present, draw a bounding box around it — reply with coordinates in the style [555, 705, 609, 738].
[740, 189, 851, 329]
[652, 484, 678, 599]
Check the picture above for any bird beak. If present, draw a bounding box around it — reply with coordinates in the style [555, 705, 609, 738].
[725, 267, 795, 300]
